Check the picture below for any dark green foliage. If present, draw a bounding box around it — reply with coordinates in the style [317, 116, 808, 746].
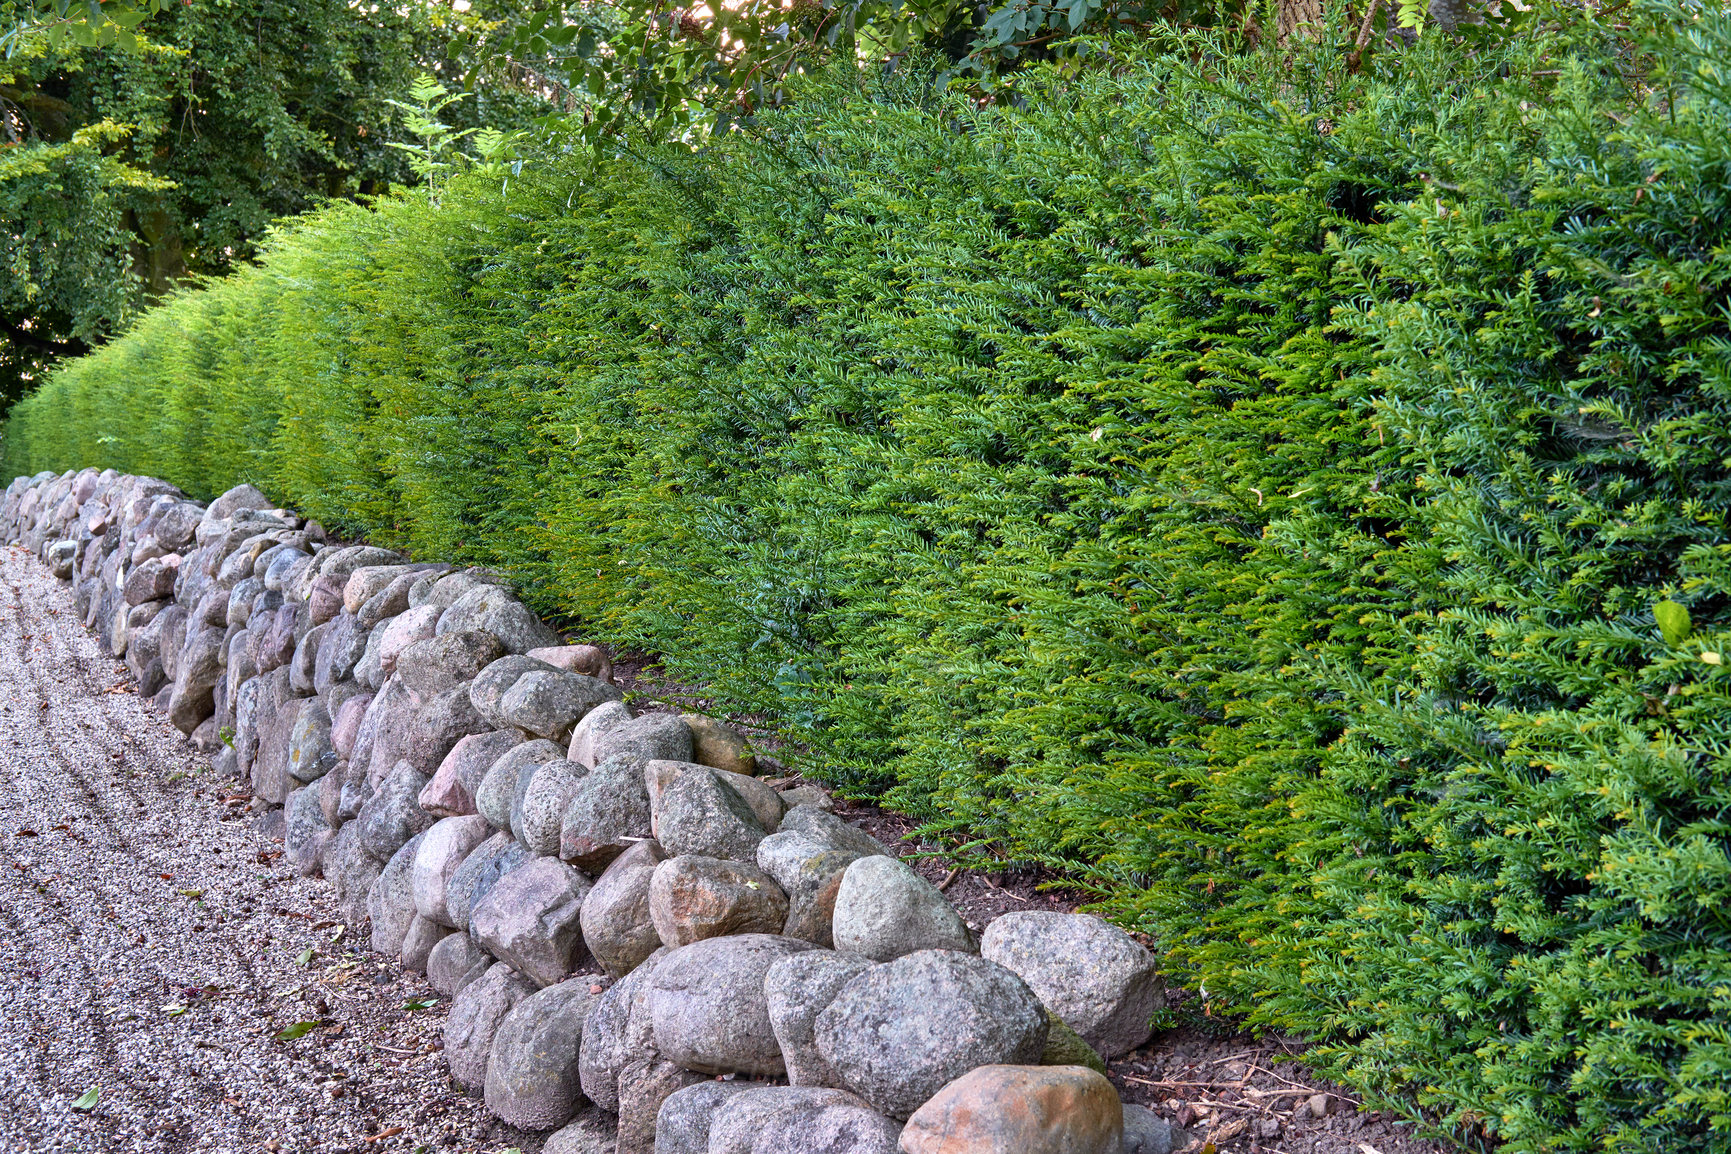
[7, 11, 1730, 1149]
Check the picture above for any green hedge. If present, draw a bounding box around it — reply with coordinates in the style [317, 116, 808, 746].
[7, 11, 1730, 1149]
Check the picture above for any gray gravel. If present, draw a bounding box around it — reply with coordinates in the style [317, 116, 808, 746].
[0, 545, 551, 1154]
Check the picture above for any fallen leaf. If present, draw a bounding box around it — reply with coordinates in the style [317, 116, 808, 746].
[160, 1003, 187, 1017]
[402, 998, 437, 1012]
[363, 1126, 405, 1142]
[71, 1086, 100, 1111]
[296, 947, 314, 967]
[177, 889, 204, 899]
[274, 1021, 323, 1041]
[14, 829, 36, 837]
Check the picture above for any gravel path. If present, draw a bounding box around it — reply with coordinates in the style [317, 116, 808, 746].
[0, 545, 547, 1154]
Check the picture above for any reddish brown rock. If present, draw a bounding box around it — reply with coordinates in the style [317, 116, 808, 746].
[528, 643, 614, 683]
[649, 855, 788, 948]
[899, 1065, 1123, 1154]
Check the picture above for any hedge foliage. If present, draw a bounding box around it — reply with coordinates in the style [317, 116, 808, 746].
[8, 9, 1731, 1149]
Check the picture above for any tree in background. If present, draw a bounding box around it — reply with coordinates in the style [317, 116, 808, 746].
[0, 0, 548, 412]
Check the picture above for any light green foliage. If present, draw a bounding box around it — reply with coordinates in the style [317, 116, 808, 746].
[7, 9, 1730, 1150]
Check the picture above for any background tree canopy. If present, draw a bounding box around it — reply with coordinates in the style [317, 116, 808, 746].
[0, 0, 554, 411]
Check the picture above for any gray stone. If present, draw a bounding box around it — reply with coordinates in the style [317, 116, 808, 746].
[514, 758, 587, 855]
[421, 729, 519, 818]
[475, 739, 566, 831]
[285, 697, 337, 784]
[542, 1107, 617, 1154]
[283, 782, 334, 877]
[47, 539, 77, 579]
[290, 620, 325, 695]
[766, 951, 876, 1088]
[248, 671, 302, 805]
[763, 1103, 903, 1154]
[437, 582, 560, 653]
[427, 931, 494, 998]
[353, 618, 392, 690]
[261, 546, 310, 592]
[404, 682, 491, 774]
[649, 763, 767, 862]
[469, 856, 592, 987]
[413, 814, 495, 927]
[777, 785, 835, 812]
[616, 1058, 706, 1154]
[648, 934, 816, 1077]
[124, 556, 179, 605]
[559, 753, 653, 872]
[527, 643, 613, 681]
[328, 820, 383, 930]
[566, 700, 632, 768]
[395, 629, 504, 699]
[204, 483, 271, 522]
[707, 1088, 878, 1154]
[468, 654, 559, 729]
[1122, 1104, 1188, 1154]
[758, 833, 870, 947]
[167, 624, 224, 734]
[831, 856, 974, 962]
[653, 1081, 755, 1154]
[344, 564, 412, 615]
[579, 839, 666, 980]
[317, 545, 405, 587]
[370, 832, 428, 956]
[356, 759, 435, 863]
[445, 962, 538, 1094]
[499, 669, 621, 743]
[422, 567, 498, 610]
[447, 832, 533, 933]
[251, 602, 302, 674]
[357, 569, 422, 631]
[649, 855, 787, 948]
[814, 949, 1048, 1118]
[571, 709, 693, 769]
[777, 806, 889, 859]
[483, 977, 601, 1130]
[313, 612, 368, 693]
[352, 676, 418, 787]
[648, 758, 784, 834]
[979, 911, 1162, 1059]
[976, 913, 1163, 1058]
[577, 948, 666, 1112]
[401, 914, 452, 973]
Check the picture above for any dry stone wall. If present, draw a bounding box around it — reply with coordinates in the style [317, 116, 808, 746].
[3, 466, 1191, 1154]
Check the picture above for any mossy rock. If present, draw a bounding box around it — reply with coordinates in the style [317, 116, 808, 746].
[1040, 1010, 1106, 1075]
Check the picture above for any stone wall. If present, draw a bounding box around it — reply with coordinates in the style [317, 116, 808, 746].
[3, 466, 1188, 1154]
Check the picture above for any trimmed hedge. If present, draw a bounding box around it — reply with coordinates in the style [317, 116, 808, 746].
[7, 11, 1731, 1150]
